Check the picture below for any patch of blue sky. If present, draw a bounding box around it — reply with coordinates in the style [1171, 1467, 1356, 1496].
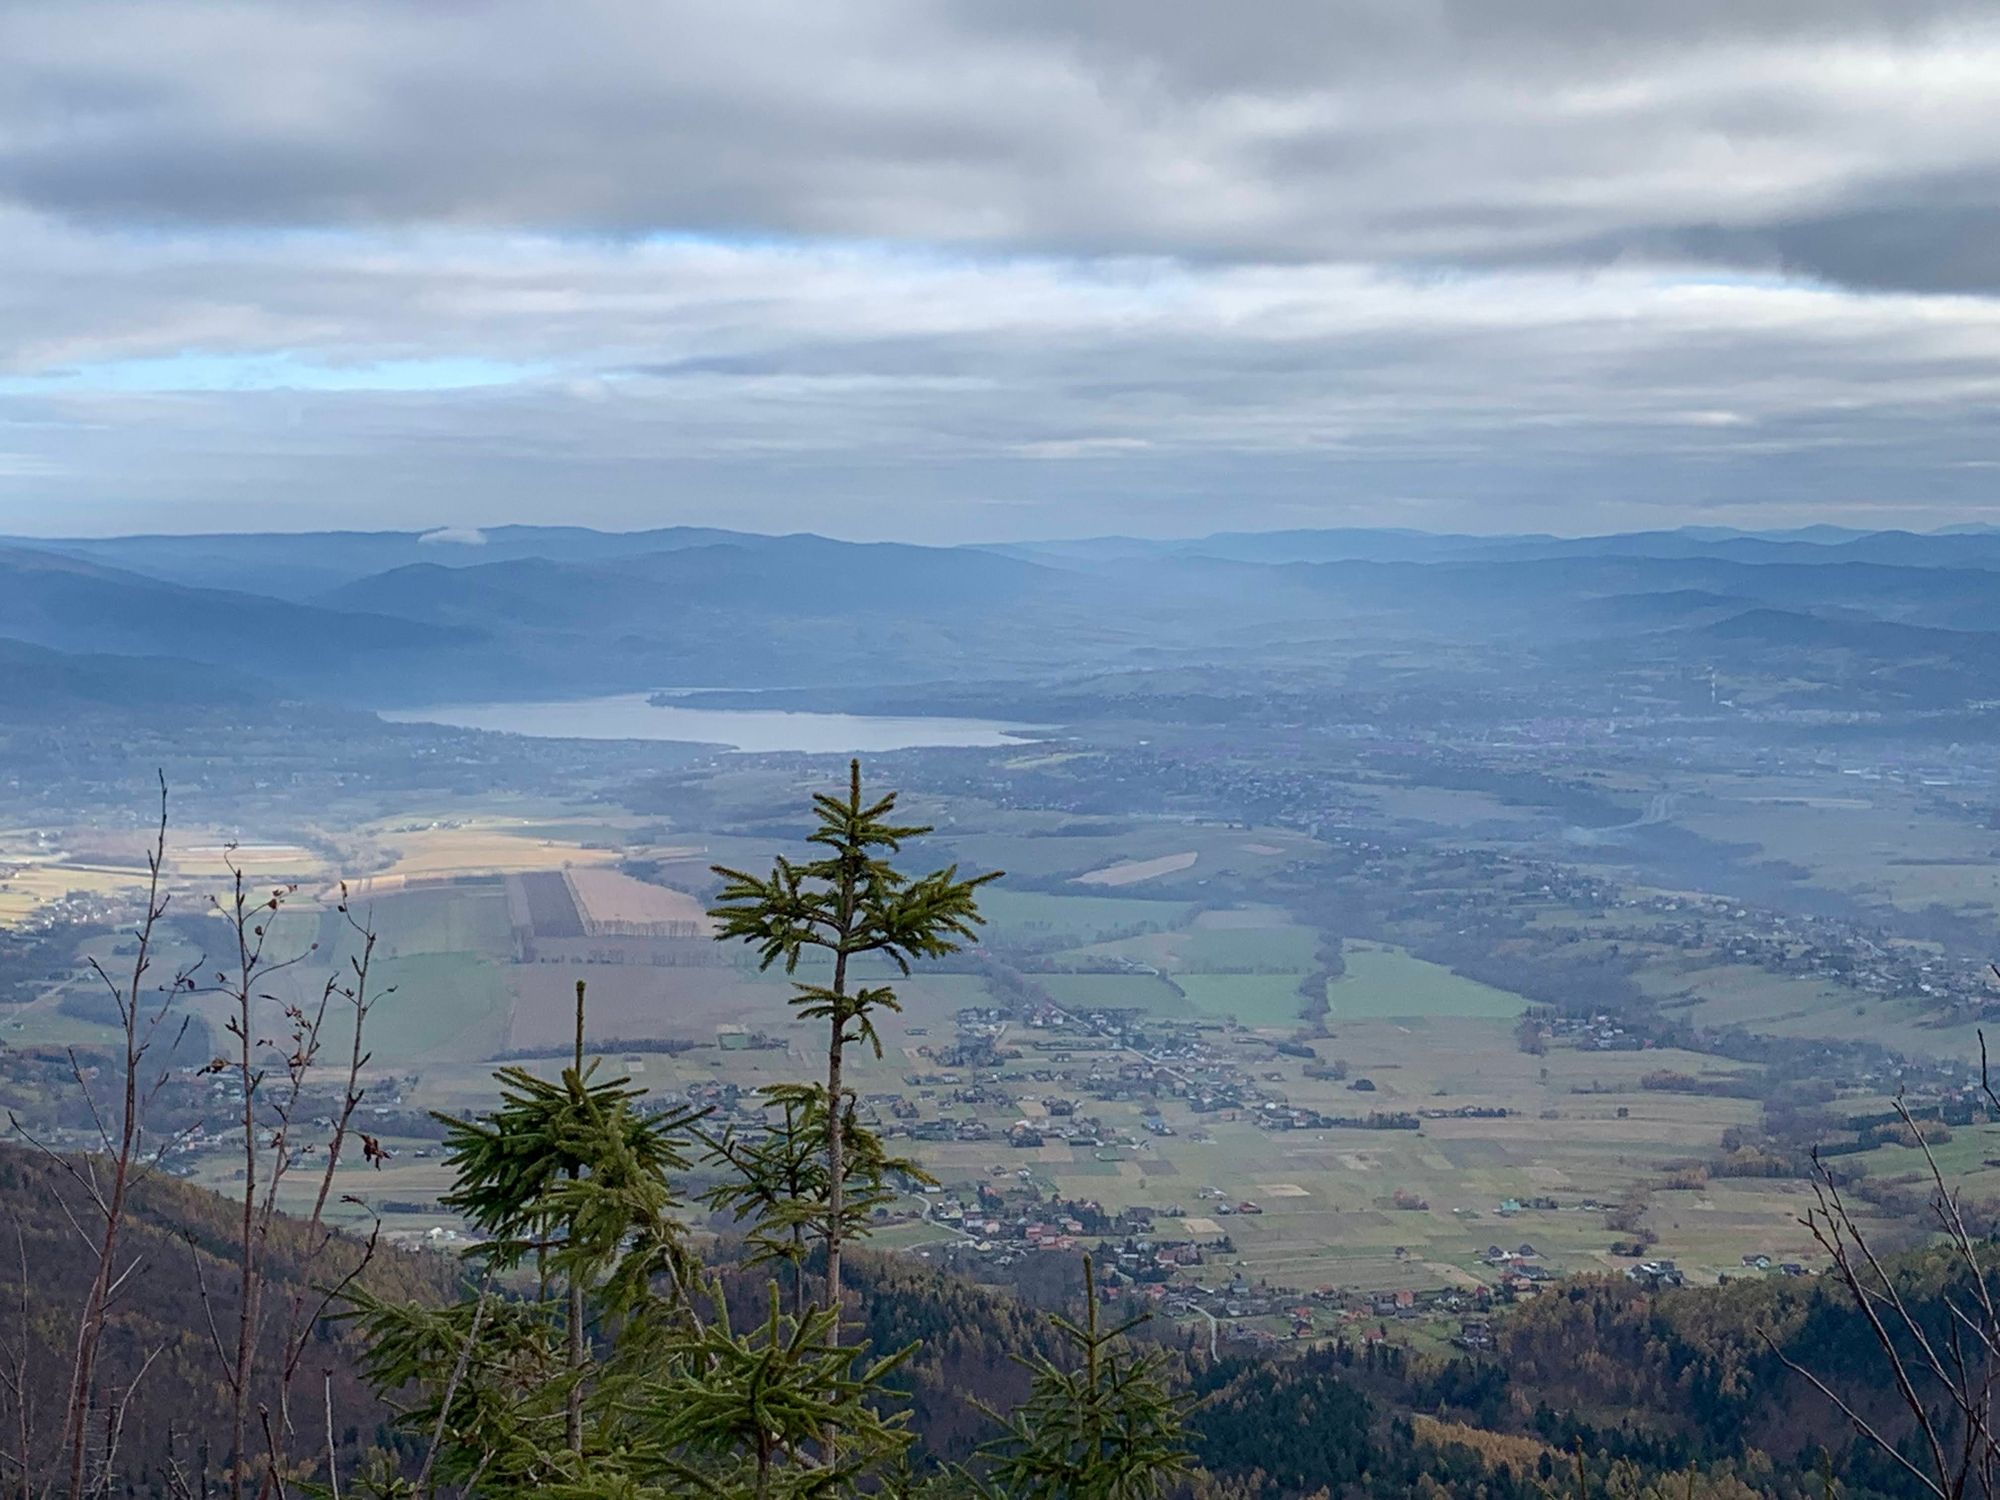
[0, 353, 548, 395]
[1646, 267, 1821, 293]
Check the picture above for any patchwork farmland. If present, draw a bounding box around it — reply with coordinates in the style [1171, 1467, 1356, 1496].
[24, 780, 1932, 1345]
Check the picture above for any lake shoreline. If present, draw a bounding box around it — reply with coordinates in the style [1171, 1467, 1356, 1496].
[380, 691, 1046, 753]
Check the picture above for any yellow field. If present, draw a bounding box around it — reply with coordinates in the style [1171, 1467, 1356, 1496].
[567, 866, 712, 929]
[167, 838, 322, 878]
[1075, 851, 1198, 886]
[0, 862, 149, 923]
[337, 821, 618, 895]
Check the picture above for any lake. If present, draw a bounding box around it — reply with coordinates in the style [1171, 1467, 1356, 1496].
[379, 692, 1040, 753]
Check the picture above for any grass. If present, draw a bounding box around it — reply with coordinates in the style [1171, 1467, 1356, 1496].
[335, 884, 513, 959]
[1177, 926, 1323, 970]
[1324, 944, 1529, 1021]
[1641, 956, 1989, 1061]
[80, 786, 1918, 1299]
[213, 948, 1855, 1296]
[944, 822, 1315, 885]
[1853, 1121, 2000, 1195]
[0, 996, 126, 1047]
[1671, 775, 2000, 923]
[1060, 924, 1321, 973]
[365, 951, 513, 1060]
[973, 889, 1192, 945]
[1191, 905, 1295, 930]
[1176, 973, 1311, 1026]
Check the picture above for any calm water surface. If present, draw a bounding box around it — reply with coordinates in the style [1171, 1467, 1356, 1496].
[381, 692, 1039, 753]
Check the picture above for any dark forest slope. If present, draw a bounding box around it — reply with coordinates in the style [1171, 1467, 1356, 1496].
[0, 1146, 458, 1491]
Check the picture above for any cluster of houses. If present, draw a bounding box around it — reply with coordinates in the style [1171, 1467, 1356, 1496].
[1736, 1253, 1811, 1278]
[892, 998, 1366, 1148]
[1251, 1101, 1420, 1131]
[1625, 1257, 1685, 1286]
[1151, 1274, 1514, 1349]
[928, 1185, 1164, 1261]
[1611, 890, 2000, 1024]
[1480, 1242, 1560, 1294]
[1547, 1013, 1647, 1051]
[0, 877, 133, 935]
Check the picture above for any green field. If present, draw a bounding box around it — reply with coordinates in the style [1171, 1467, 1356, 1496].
[1852, 1121, 2000, 1199]
[1176, 973, 1311, 1026]
[367, 951, 512, 1059]
[1059, 922, 1317, 972]
[1672, 777, 2000, 924]
[1324, 944, 1528, 1020]
[1039, 972, 1193, 1014]
[0, 996, 126, 1048]
[1637, 956, 1989, 1062]
[973, 888, 1191, 945]
[941, 821, 1313, 887]
[1176, 925, 1323, 971]
[337, 883, 513, 958]
[940, 831, 1195, 881]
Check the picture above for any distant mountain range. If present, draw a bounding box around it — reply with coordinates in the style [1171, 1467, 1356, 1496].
[3, 522, 1997, 718]
[11, 521, 2000, 597]
[0, 525, 757, 598]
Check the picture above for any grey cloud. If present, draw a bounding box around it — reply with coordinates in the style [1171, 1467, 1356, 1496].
[1650, 177, 2000, 295]
[2, 225, 1998, 538]
[6, 375, 1993, 542]
[3, 2, 2000, 289]
[2, 1, 1998, 539]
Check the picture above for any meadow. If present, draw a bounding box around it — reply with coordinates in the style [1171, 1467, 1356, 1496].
[901, 1010, 1854, 1292]
[282, 805, 1875, 1281]
[1174, 972, 1310, 1025]
[955, 887, 1190, 946]
[1324, 944, 1529, 1021]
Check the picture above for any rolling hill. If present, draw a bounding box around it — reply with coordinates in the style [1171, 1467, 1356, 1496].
[3, 521, 1997, 716]
[0, 547, 478, 698]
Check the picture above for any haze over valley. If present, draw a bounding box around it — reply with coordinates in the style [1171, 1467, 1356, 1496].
[8, 517, 2000, 1297]
[8, 5, 2000, 1496]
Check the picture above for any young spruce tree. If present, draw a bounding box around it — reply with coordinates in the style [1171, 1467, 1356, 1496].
[349, 982, 916, 1498]
[708, 759, 999, 1339]
[972, 1256, 1197, 1500]
[351, 766, 1198, 1497]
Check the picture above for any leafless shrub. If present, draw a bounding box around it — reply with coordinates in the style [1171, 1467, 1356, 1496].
[1772, 990, 2000, 1500]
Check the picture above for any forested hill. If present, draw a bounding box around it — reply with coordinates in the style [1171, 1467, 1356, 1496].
[0, 1145, 458, 1491]
[1, 1132, 1972, 1498]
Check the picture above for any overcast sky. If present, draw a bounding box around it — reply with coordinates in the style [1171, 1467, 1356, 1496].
[3, 1, 1999, 540]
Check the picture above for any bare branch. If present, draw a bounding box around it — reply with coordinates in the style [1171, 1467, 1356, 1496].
[1767, 1331, 1947, 1499]
[412, 1271, 494, 1500]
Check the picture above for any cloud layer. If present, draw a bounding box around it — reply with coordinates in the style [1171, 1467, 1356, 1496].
[2, 1, 1997, 537]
